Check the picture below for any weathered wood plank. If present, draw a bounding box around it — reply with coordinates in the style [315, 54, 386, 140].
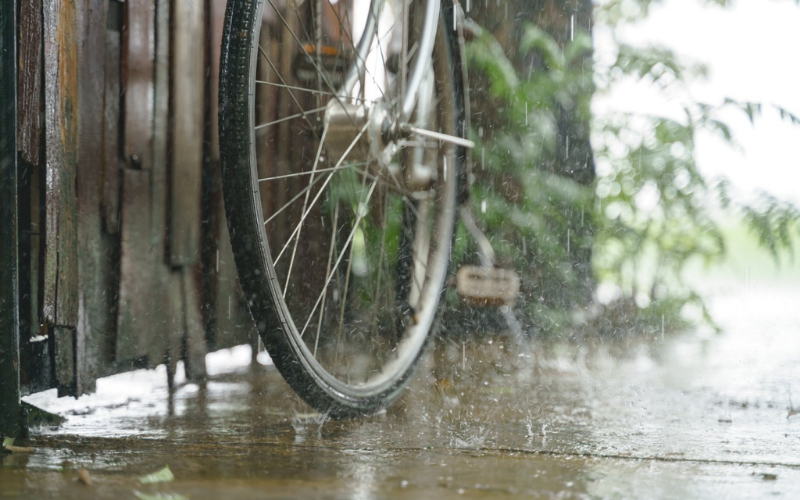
[103, 29, 122, 234]
[75, 0, 111, 396]
[182, 269, 207, 381]
[29, 162, 41, 344]
[42, 0, 79, 329]
[166, 268, 207, 385]
[140, 0, 173, 370]
[0, 0, 21, 438]
[18, 157, 52, 397]
[122, 0, 154, 169]
[166, 272, 184, 389]
[53, 326, 76, 397]
[115, 168, 152, 364]
[168, 0, 205, 266]
[18, 0, 43, 166]
[200, 0, 225, 348]
[213, 218, 256, 350]
[208, 0, 225, 163]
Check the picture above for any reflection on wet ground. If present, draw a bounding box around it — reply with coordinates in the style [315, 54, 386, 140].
[3, 286, 800, 499]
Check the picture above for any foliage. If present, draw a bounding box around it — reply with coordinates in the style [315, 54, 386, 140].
[464, 2, 800, 337]
[460, 24, 595, 335]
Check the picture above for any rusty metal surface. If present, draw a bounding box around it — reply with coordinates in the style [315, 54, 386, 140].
[18, 0, 43, 166]
[42, 0, 79, 329]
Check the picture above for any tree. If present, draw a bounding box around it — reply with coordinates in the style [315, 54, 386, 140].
[459, 0, 800, 337]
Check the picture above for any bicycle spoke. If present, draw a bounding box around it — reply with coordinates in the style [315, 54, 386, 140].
[273, 121, 370, 265]
[301, 0, 389, 104]
[268, 0, 341, 99]
[314, 201, 340, 357]
[255, 105, 328, 130]
[368, 192, 390, 334]
[265, 4, 376, 134]
[333, 215, 357, 370]
[333, 162, 372, 370]
[299, 177, 380, 339]
[262, 167, 330, 226]
[283, 125, 330, 298]
[257, 45, 322, 136]
[256, 79, 380, 104]
[258, 162, 364, 183]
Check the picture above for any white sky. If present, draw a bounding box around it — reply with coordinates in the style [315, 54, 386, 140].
[595, 0, 800, 204]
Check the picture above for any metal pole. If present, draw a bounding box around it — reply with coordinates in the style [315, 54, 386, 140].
[0, 0, 21, 439]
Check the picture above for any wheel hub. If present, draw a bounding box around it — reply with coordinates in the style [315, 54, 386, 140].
[323, 99, 436, 193]
[323, 100, 395, 168]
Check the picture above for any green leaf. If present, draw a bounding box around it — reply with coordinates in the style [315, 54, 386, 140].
[133, 492, 188, 500]
[465, 31, 519, 99]
[519, 25, 563, 70]
[139, 465, 175, 484]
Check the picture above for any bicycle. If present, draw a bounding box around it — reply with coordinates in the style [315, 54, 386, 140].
[218, 0, 475, 418]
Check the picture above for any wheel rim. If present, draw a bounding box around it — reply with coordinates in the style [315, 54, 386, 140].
[244, 0, 458, 400]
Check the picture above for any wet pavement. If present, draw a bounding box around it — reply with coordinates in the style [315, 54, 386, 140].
[3, 285, 800, 499]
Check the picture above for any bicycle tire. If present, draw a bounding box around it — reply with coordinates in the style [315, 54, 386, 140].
[219, 0, 466, 418]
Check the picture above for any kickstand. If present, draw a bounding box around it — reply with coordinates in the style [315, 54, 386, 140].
[458, 205, 524, 342]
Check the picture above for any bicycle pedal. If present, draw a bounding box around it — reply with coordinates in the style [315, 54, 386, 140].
[456, 265, 520, 306]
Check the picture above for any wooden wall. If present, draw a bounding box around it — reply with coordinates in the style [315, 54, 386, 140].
[13, 0, 255, 402]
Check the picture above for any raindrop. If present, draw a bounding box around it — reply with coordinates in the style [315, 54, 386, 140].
[291, 411, 328, 436]
[570, 15, 574, 41]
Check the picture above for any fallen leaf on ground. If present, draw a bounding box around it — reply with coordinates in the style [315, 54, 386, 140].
[133, 491, 188, 500]
[138, 465, 175, 484]
[77, 468, 92, 486]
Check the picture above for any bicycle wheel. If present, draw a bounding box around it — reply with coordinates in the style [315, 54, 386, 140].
[219, 0, 466, 417]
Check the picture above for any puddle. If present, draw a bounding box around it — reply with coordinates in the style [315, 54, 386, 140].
[3, 287, 800, 499]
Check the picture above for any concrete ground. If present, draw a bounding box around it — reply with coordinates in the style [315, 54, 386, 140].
[2, 285, 799, 499]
